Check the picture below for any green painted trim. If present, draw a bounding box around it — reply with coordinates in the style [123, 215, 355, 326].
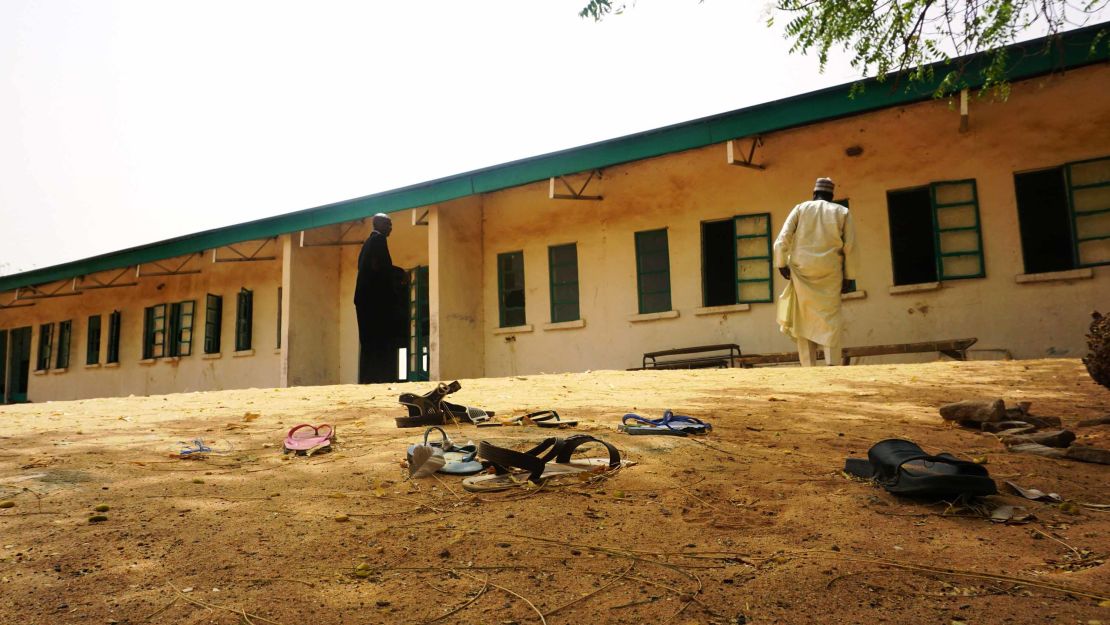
[931, 179, 986, 280]
[1067, 155, 1110, 267]
[1, 25, 1106, 293]
[735, 212, 774, 304]
[635, 229, 672, 314]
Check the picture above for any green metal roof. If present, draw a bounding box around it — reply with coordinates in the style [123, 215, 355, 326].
[2, 24, 1106, 293]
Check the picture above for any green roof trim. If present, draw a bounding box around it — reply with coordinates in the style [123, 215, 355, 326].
[2, 24, 1106, 293]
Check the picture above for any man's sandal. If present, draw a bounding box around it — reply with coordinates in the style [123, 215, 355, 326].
[461, 435, 628, 492]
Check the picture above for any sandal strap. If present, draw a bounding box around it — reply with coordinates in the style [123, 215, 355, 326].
[423, 426, 450, 448]
[553, 435, 621, 468]
[526, 410, 560, 423]
[477, 440, 552, 483]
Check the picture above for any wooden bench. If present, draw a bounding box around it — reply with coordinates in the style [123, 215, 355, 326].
[637, 344, 743, 370]
[736, 338, 978, 367]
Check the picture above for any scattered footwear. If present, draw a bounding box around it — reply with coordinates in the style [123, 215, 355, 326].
[283, 424, 335, 455]
[461, 435, 627, 492]
[618, 410, 712, 436]
[405, 426, 483, 476]
[507, 410, 578, 429]
[395, 381, 495, 427]
[844, 439, 997, 497]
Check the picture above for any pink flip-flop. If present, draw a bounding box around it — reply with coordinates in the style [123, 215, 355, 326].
[283, 424, 335, 453]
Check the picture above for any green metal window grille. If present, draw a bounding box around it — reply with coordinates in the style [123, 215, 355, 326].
[931, 180, 985, 279]
[143, 304, 167, 360]
[204, 294, 222, 354]
[56, 320, 72, 369]
[497, 252, 526, 328]
[276, 287, 283, 349]
[167, 300, 195, 357]
[36, 323, 53, 371]
[1066, 156, 1110, 267]
[106, 311, 121, 364]
[235, 288, 253, 351]
[86, 315, 101, 365]
[734, 213, 774, 303]
[548, 243, 580, 323]
[408, 266, 430, 382]
[634, 229, 672, 314]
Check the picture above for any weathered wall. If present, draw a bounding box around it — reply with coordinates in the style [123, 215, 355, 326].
[335, 212, 430, 383]
[281, 234, 341, 387]
[0, 244, 284, 402]
[479, 63, 1110, 375]
[429, 197, 485, 380]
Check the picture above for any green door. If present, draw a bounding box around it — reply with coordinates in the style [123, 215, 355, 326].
[407, 266, 430, 381]
[7, 327, 31, 403]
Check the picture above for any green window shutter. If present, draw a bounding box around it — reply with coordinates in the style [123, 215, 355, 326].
[497, 252, 526, 328]
[734, 213, 773, 303]
[930, 179, 985, 280]
[634, 229, 672, 314]
[236, 289, 253, 351]
[36, 323, 53, 371]
[204, 294, 222, 354]
[167, 303, 181, 357]
[86, 315, 101, 365]
[172, 300, 194, 357]
[548, 244, 580, 323]
[143, 304, 166, 359]
[1066, 156, 1110, 267]
[56, 320, 72, 369]
[107, 311, 121, 364]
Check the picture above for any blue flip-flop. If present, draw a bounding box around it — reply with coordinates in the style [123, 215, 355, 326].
[618, 410, 712, 436]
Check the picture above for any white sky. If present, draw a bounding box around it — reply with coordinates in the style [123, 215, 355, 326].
[0, 1, 1094, 275]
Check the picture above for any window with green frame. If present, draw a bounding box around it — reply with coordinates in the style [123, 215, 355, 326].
[56, 320, 72, 369]
[497, 251, 526, 328]
[204, 294, 222, 354]
[1014, 156, 1110, 273]
[548, 244, 579, 323]
[235, 288, 253, 351]
[888, 179, 985, 285]
[167, 300, 195, 357]
[1067, 156, 1110, 267]
[36, 323, 53, 371]
[106, 311, 121, 364]
[143, 304, 167, 359]
[86, 315, 101, 365]
[734, 213, 774, 303]
[635, 229, 672, 314]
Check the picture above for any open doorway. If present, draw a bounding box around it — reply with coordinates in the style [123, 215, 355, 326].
[5, 327, 31, 403]
[405, 266, 430, 381]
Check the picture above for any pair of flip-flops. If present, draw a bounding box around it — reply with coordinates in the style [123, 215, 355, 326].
[461, 434, 629, 492]
[395, 381, 495, 428]
[283, 424, 335, 454]
[406, 427, 484, 477]
[618, 410, 711, 436]
[845, 439, 997, 497]
[477, 410, 579, 429]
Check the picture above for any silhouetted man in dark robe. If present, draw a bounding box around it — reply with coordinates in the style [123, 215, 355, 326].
[355, 213, 402, 383]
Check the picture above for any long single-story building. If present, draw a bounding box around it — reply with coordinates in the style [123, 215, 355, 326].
[2, 26, 1108, 403]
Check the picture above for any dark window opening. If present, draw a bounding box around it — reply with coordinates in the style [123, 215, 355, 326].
[235, 289, 253, 351]
[56, 320, 72, 369]
[498, 251, 526, 328]
[106, 311, 121, 364]
[702, 220, 736, 306]
[1015, 168, 1074, 274]
[204, 294, 222, 354]
[36, 323, 53, 371]
[635, 229, 672, 314]
[888, 188, 938, 286]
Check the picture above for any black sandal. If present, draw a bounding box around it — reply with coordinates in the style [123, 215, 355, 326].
[844, 439, 997, 497]
[508, 410, 578, 428]
[394, 381, 460, 428]
[461, 435, 624, 492]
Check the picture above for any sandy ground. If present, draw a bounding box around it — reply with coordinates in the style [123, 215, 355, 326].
[0, 359, 1108, 625]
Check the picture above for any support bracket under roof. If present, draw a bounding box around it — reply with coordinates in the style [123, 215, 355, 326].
[549, 170, 603, 201]
[412, 209, 429, 226]
[299, 220, 366, 247]
[136, 253, 204, 277]
[74, 267, 139, 291]
[726, 137, 766, 170]
[15, 280, 83, 301]
[212, 238, 278, 263]
[0, 293, 34, 310]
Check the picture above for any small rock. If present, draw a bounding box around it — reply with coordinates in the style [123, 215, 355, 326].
[376, 600, 391, 607]
[1077, 415, 1110, 427]
[940, 399, 1005, 424]
[1001, 430, 1076, 448]
[0, 501, 14, 509]
[1065, 445, 1110, 465]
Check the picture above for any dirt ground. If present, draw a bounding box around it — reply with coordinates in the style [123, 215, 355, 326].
[0, 359, 1108, 625]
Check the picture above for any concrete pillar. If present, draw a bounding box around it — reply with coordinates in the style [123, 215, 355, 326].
[428, 197, 485, 380]
[280, 234, 341, 387]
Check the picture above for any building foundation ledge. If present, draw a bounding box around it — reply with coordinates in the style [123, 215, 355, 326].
[1015, 268, 1094, 284]
[889, 282, 941, 295]
[493, 324, 534, 336]
[628, 310, 680, 323]
[543, 319, 586, 331]
[694, 303, 751, 316]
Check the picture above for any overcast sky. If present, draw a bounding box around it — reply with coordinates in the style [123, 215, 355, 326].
[0, 1, 1095, 276]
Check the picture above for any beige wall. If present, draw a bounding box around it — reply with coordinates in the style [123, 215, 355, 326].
[282, 234, 341, 387]
[0, 245, 284, 401]
[429, 197, 485, 380]
[478, 64, 1110, 375]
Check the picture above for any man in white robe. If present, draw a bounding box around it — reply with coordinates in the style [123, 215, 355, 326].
[773, 177, 859, 366]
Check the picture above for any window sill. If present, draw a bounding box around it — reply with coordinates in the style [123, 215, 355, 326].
[202, 352, 222, 360]
[139, 359, 158, 366]
[493, 324, 534, 335]
[274, 348, 283, 354]
[543, 319, 586, 331]
[694, 303, 751, 316]
[104, 362, 120, 369]
[1015, 268, 1093, 284]
[84, 363, 101, 369]
[628, 310, 680, 323]
[233, 349, 255, 358]
[889, 282, 941, 295]
[50, 368, 67, 374]
[841, 290, 867, 301]
[162, 357, 181, 364]
[33, 370, 47, 376]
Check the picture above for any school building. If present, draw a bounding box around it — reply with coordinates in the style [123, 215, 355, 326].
[1, 26, 1108, 402]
